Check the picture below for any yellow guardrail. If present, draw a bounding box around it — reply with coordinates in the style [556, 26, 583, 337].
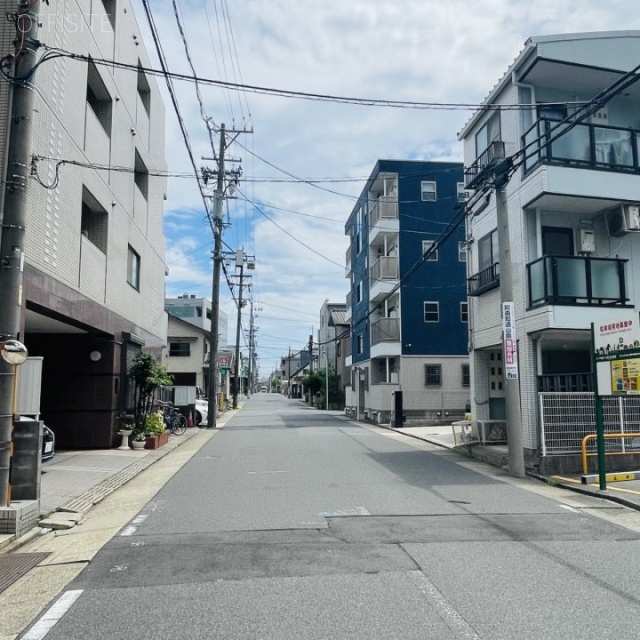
[581, 433, 640, 475]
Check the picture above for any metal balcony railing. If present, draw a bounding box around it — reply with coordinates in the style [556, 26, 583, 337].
[522, 117, 640, 175]
[371, 317, 399, 345]
[467, 263, 500, 296]
[370, 256, 398, 282]
[527, 255, 628, 308]
[370, 195, 398, 226]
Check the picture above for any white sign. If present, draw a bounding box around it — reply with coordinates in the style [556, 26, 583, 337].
[594, 313, 640, 358]
[502, 302, 518, 380]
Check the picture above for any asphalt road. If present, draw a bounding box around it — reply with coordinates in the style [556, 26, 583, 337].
[19, 395, 640, 639]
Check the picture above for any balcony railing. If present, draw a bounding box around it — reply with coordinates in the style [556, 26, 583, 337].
[370, 256, 398, 282]
[371, 317, 399, 345]
[527, 255, 628, 308]
[467, 263, 500, 296]
[522, 117, 640, 175]
[370, 195, 398, 226]
[538, 373, 593, 393]
[464, 140, 506, 189]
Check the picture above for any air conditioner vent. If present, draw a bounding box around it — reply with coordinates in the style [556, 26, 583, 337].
[606, 204, 640, 236]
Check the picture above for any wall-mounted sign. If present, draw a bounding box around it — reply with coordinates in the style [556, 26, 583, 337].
[218, 355, 229, 370]
[502, 302, 518, 380]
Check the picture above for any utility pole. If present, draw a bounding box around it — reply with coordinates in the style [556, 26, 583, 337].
[203, 123, 249, 428]
[205, 125, 226, 429]
[494, 177, 525, 478]
[0, 1, 40, 507]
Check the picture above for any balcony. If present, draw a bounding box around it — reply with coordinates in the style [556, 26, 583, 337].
[468, 263, 500, 296]
[370, 195, 398, 226]
[371, 317, 399, 345]
[345, 291, 352, 321]
[527, 255, 629, 308]
[369, 256, 398, 302]
[522, 118, 640, 176]
[345, 246, 351, 277]
[464, 141, 505, 189]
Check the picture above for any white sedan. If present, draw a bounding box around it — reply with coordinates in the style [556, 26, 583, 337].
[195, 398, 209, 425]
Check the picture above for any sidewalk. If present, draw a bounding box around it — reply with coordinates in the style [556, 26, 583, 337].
[0, 410, 237, 552]
[386, 423, 640, 513]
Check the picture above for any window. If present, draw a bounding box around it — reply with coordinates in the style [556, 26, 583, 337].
[134, 149, 149, 200]
[425, 364, 442, 386]
[356, 281, 362, 303]
[462, 364, 470, 387]
[457, 182, 466, 202]
[475, 112, 501, 157]
[127, 245, 140, 290]
[137, 62, 151, 116]
[422, 240, 438, 261]
[478, 230, 499, 271]
[81, 187, 108, 253]
[356, 231, 362, 254]
[460, 302, 468, 323]
[357, 334, 364, 354]
[424, 301, 439, 323]
[458, 241, 467, 262]
[86, 59, 112, 135]
[169, 342, 191, 357]
[421, 181, 437, 202]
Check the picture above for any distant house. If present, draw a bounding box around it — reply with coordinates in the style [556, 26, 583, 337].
[317, 301, 349, 409]
[344, 160, 469, 425]
[459, 31, 640, 473]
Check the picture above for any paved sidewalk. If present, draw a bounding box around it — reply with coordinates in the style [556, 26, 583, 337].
[383, 422, 640, 513]
[1, 410, 238, 551]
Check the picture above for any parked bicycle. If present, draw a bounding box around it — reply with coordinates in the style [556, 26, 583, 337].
[158, 401, 187, 435]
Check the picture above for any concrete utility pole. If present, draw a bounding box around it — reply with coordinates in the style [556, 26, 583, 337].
[232, 253, 244, 409]
[206, 125, 226, 429]
[204, 123, 249, 427]
[495, 182, 526, 478]
[0, 1, 40, 506]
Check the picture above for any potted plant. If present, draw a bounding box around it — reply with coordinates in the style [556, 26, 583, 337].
[128, 352, 173, 448]
[144, 410, 168, 449]
[115, 412, 135, 451]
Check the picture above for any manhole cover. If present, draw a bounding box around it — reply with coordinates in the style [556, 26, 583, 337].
[0, 552, 51, 594]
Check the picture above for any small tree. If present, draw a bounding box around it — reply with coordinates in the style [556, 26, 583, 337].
[301, 371, 324, 404]
[128, 352, 173, 437]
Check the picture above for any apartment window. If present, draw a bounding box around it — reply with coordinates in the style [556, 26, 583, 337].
[425, 364, 442, 386]
[81, 187, 108, 254]
[86, 59, 112, 135]
[134, 149, 149, 200]
[356, 231, 362, 254]
[460, 302, 468, 323]
[457, 182, 466, 202]
[421, 181, 437, 202]
[424, 301, 439, 323]
[462, 364, 470, 387]
[475, 112, 501, 157]
[127, 245, 140, 290]
[357, 334, 364, 354]
[137, 62, 151, 116]
[169, 342, 191, 357]
[356, 281, 362, 303]
[478, 229, 499, 271]
[422, 240, 438, 261]
[458, 241, 467, 262]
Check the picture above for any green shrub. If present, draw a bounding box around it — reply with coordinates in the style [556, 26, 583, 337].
[145, 410, 165, 435]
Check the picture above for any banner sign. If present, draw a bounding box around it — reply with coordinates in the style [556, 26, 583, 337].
[502, 302, 518, 380]
[593, 313, 640, 395]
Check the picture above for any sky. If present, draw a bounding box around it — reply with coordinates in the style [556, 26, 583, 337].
[131, 0, 640, 379]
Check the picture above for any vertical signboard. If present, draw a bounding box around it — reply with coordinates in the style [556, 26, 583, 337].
[502, 302, 518, 380]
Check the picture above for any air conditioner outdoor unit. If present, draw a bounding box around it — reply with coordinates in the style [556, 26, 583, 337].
[606, 204, 640, 236]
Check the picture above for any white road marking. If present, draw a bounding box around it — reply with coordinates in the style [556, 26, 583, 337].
[120, 526, 137, 536]
[317, 507, 370, 517]
[558, 504, 581, 514]
[21, 589, 83, 640]
[408, 571, 481, 639]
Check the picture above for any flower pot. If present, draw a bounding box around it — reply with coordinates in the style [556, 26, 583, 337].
[131, 439, 146, 450]
[117, 429, 133, 450]
[145, 432, 169, 449]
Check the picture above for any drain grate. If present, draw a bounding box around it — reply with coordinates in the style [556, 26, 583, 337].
[0, 552, 51, 594]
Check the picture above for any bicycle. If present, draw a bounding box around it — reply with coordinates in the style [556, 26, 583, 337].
[158, 401, 187, 435]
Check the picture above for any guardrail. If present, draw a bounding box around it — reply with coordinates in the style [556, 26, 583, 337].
[581, 432, 640, 474]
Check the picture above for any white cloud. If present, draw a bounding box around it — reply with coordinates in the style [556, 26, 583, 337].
[133, 0, 640, 376]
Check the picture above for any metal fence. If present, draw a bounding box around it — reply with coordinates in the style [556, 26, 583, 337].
[539, 392, 640, 456]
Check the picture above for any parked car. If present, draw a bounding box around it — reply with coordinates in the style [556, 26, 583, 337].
[42, 424, 55, 461]
[195, 398, 208, 426]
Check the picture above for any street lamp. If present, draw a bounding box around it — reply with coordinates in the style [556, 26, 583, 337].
[321, 349, 328, 411]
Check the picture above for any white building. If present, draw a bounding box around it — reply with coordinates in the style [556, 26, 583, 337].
[459, 31, 640, 473]
[165, 295, 229, 347]
[1, 1, 167, 448]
